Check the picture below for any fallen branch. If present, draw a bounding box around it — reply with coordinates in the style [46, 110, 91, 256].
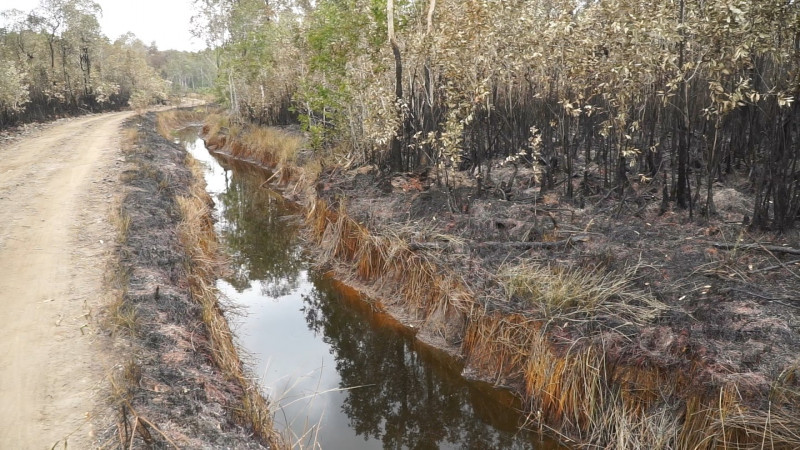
[410, 235, 589, 251]
[750, 259, 800, 273]
[711, 242, 800, 256]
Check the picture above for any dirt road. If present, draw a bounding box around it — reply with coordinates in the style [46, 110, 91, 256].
[0, 111, 133, 449]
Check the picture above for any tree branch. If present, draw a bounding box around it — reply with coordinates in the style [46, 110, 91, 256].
[712, 242, 800, 256]
[409, 236, 589, 252]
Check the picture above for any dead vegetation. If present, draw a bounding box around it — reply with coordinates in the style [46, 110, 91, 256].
[100, 111, 283, 449]
[156, 109, 210, 140]
[497, 261, 667, 326]
[202, 119, 800, 449]
[202, 113, 303, 170]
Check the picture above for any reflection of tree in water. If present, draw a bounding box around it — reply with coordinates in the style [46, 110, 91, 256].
[301, 276, 541, 450]
[215, 164, 304, 296]
[173, 127, 200, 147]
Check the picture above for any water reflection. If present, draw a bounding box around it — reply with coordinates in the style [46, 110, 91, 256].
[216, 172, 303, 297]
[301, 277, 547, 449]
[181, 128, 563, 449]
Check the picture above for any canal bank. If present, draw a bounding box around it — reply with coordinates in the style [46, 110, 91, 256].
[108, 111, 280, 448]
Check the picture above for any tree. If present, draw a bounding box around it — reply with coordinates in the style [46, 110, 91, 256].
[192, 0, 800, 229]
[0, 0, 172, 126]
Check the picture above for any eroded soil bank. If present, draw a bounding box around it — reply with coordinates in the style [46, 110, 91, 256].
[105, 112, 277, 448]
[202, 116, 800, 448]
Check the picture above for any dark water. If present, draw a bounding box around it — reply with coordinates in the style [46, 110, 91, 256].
[178, 128, 563, 449]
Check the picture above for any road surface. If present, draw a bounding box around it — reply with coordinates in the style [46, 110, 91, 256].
[0, 111, 133, 448]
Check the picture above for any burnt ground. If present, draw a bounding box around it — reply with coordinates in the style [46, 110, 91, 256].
[316, 160, 800, 410]
[104, 112, 267, 448]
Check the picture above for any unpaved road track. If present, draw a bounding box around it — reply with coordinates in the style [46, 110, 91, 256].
[0, 111, 133, 448]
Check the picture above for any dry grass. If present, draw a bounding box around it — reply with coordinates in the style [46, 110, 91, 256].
[103, 124, 150, 447]
[111, 208, 131, 242]
[307, 199, 472, 340]
[156, 109, 209, 140]
[107, 359, 183, 449]
[105, 293, 138, 336]
[460, 311, 795, 449]
[121, 127, 138, 148]
[238, 126, 303, 167]
[106, 136, 137, 337]
[497, 261, 668, 327]
[177, 155, 286, 449]
[202, 113, 229, 141]
[201, 115, 304, 178]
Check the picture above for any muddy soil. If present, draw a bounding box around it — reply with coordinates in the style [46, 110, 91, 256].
[108, 112, 269, 448]
[0, 112, 133, 448]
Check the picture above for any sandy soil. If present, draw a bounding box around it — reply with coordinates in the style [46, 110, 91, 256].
[0, 111, 132, 449]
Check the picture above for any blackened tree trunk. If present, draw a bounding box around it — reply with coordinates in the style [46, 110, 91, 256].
[387, 0, 405, 172]
[675, 0, 691, 210]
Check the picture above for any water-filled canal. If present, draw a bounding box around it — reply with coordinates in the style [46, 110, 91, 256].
[179, 128, 563, 449]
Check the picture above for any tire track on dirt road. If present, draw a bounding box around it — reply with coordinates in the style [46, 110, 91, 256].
[0, 111, 133, 448]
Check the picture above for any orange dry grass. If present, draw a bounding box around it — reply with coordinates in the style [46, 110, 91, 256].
[307, 198, 472, 332]
[156, 109, 207, 139]
[462, 314, 602, 430]
[306, 195, 798, 449]
[240, 126, 303, 167]
[202, 117, 303, 171]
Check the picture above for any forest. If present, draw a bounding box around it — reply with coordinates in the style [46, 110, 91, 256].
[3, 0, 797, 230]
[195, 0, 800, 231]
[0, 0, 215, 126]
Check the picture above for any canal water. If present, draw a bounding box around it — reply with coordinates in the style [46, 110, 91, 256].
[178, 128, 562, 449]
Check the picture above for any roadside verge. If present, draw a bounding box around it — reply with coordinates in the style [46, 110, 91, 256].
[106, 112, 282, 448]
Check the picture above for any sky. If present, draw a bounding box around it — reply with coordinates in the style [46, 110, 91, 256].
[2, 0, 206, 52]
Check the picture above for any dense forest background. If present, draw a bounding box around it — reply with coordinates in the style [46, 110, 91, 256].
[194, 0, 800, 231]
[0, 0, 216, 125]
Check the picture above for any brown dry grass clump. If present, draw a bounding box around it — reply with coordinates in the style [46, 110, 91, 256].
[497, 261, 667, 326]
[201, 114, 304, 183]
[307, 199, 473, 342]
[155, 108, 209, 139]
[237, 126, 303, 167]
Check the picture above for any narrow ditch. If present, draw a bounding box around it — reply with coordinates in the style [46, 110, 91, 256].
[176, 126, 565, 449]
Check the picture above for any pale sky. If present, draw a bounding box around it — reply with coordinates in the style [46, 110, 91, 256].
[1, 0, 206, 51]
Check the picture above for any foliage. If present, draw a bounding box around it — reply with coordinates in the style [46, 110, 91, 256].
[0, 59, 29, 111]
[194, 0, 800, 228]
[0, 0, 211, 125]
[148, 47, 217, 95]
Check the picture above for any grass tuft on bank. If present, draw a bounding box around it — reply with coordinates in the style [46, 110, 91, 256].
[498, 261, 667, 326]
[201, 113, 305, 175]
